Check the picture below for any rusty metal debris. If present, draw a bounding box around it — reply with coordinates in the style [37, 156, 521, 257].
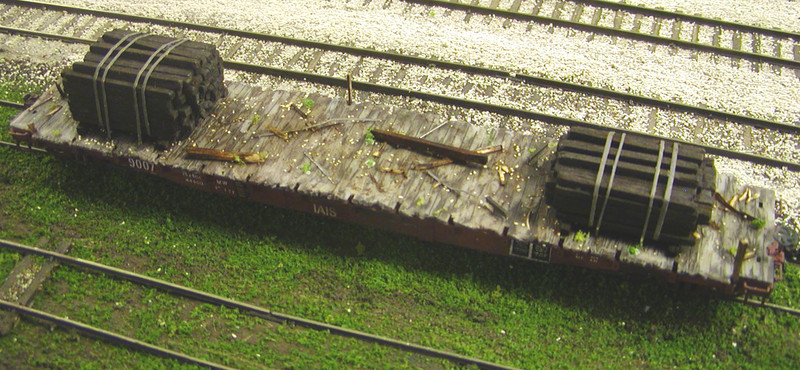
[424, 170, 464, 196]
[413, 158, 454, 171]
[27, 95, 52, 111]
[412, 145, 502, 171]
[290, 104, 309, 119]
[8, 127, 34, 142]
[304, 152, 335, 184]
[23, 93, 41, 108]
[46, 105, 62, 117]
[256, 118, 380, 138]
[475, 145, 503, 155]
[527, 142, 550, 165]
[268, 125, 289, 140]
[485, 196, 507, 218]
[714, 192, 756, 221]
[371, 128, 491, 165]
[346, 73, 354, 106]
[185, 147, 266, 163]
[378, 167, 408, 178]
[368, 172, 384, 192]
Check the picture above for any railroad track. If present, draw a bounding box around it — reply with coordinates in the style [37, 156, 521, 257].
[0, 1, 797, 151]
[1, 2, 799, 168]
[0, 238, 514, 369]
[403, 0, 800, 72]
[2, 236, 798, 369]
[4, 1, 796, 134]
[0, 19, 800, 171]
[0, 23, 798, 171]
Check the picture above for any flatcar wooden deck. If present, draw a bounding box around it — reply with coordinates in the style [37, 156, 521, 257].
[9, 82, 778, 296]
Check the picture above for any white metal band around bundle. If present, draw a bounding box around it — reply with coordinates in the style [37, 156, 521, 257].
[92, 32, 152, 139]
[140, 38, 189, 141]
[132, 37, 187, 142]
[640, 140, 666, 243]
[588, 131, 614, 228]
[653, 142, 680, 240]
[594, 132, 626, 234]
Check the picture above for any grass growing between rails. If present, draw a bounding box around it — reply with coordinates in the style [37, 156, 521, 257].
[0, 82, 799, 368]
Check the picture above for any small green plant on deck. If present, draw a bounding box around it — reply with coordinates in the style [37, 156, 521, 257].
[628, 244, 641, 256]
[364, 157, 376, 168]
[364, 129, 375, 145]
[751, 218, 766, 230]
[301, 161, 312, 174]
[301, 98, 315, 110]
[251, 113, 260, 125]
[573, 230, 589, 243]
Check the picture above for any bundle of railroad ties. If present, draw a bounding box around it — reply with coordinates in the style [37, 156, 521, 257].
[546, 127, 717, 246]
[61, 29, 226, 143]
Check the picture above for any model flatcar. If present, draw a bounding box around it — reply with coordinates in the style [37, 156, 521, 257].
[8, 30, 792, 299]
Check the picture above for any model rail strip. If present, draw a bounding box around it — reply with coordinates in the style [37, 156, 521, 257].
[0, 139, 47, 153]
[1, 1, 797, 134]
[731, 297, 800, 318]
[0, 99, 25, 109]
[0, 299, 232, 369]
[0, 239, 515, 370]
[406, 0, 800, 69]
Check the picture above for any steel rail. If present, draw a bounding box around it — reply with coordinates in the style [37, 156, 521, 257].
[0, 99, 25, 109]
[405, 0, 800, 69]
[0, 139, 48, 153]
[0, 24, 89, 44]
[581, 0, 800, 41]
[0, 299, 231, 369]
[2, 1, 797, 134]
[731, 297, 800, 317]
[2, 26, 798, 171]
[0, 239, 516, 370]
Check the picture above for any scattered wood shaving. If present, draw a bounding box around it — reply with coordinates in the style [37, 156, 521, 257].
[268, 125, 289, 140]
[46, 105, 62, 117]
[185, 147, 266, 163]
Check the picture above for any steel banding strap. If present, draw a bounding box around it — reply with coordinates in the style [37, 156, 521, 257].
[96, 33, 153, 139]
[653, 142, 679, 240]
[132, 38, 184, 142]
[140, 39, 188, 138]
[595, 133, 626, 233]
[92, 32, 142, 134]
[588, 132, 615, 228]
[640, 140, 665, 243]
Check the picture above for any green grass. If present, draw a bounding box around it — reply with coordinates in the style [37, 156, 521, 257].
[0, 80, 798, 368]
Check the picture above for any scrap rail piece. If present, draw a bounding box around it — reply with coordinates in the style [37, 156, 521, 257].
[371, 128, 492, 165]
